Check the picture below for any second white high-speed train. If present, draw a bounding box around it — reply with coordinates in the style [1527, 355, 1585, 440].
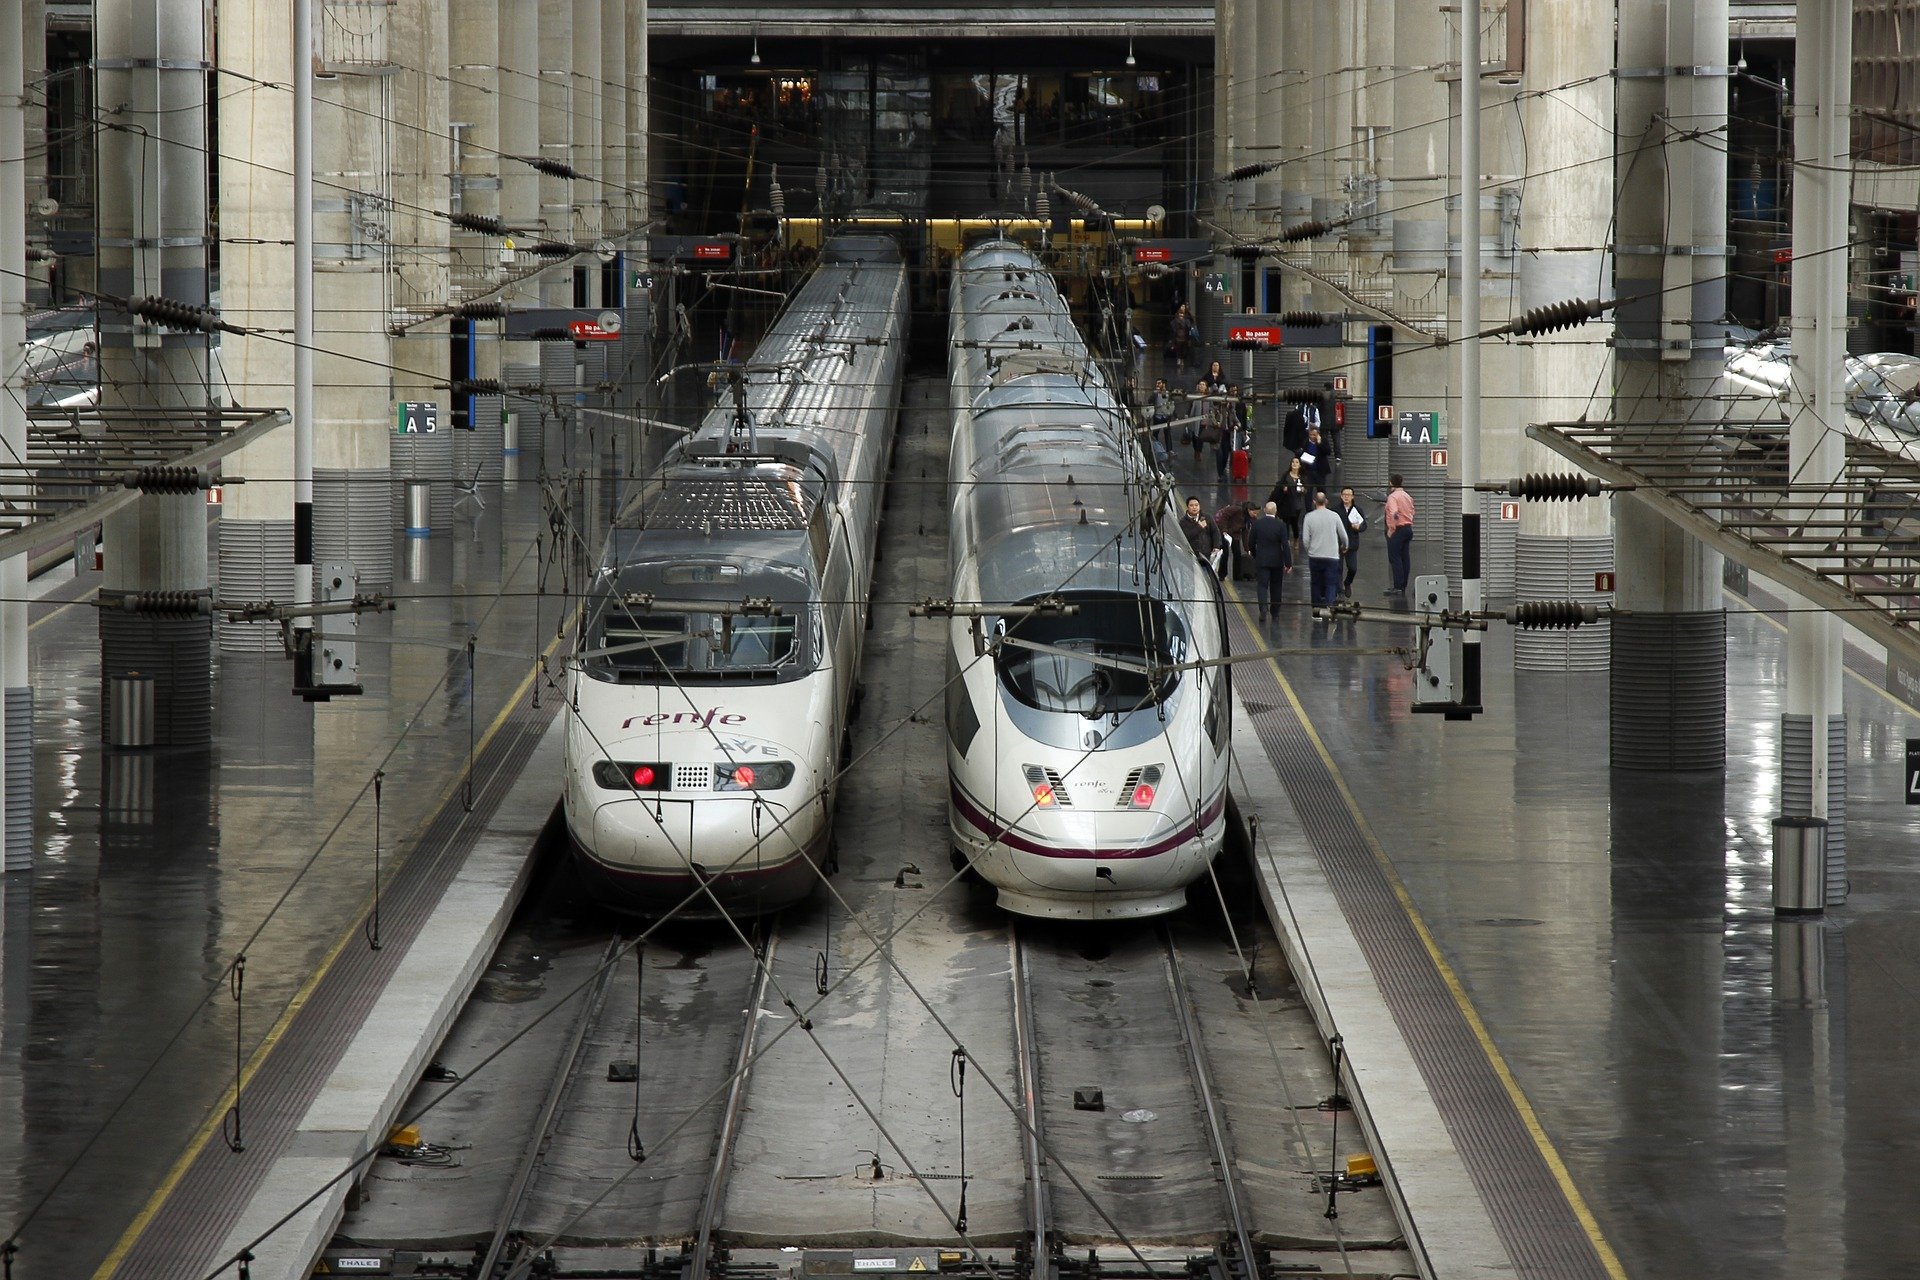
[563, 237, 908, 916]
[945, 241, 1231, 920]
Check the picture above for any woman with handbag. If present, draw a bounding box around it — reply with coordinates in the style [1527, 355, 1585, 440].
[1269, 457, 1309, 546]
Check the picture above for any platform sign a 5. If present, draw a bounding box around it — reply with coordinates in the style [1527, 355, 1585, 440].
[395, 401, 438, 434]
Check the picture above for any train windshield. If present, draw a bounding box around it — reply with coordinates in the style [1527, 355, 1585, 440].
[580, 560, 814, 684]
[995, 592, 1187, 717]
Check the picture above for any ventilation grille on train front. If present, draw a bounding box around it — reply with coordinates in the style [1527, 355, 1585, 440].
[672, 762, 712, 792]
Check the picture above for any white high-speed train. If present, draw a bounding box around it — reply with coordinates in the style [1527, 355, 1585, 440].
[564, 237, 908, 916]
[944, 241, 1231, 920]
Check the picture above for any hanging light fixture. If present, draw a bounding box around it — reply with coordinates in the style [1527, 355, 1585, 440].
[750, 29, 762, 64]
[1125, 28, 1136, 67]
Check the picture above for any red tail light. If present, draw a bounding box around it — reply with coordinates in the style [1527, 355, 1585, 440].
[733, 765, 755, 788]
[632, 765, 655, 787]
[1132, 783, 1155, 808]
[1031, 782, 1056, 808]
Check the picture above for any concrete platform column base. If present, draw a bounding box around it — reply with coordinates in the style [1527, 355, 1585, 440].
[313, 468, 396, 591]
[1781, 713, 1848, 906]
[1514, 534, 1615, 672]
[1608, 611, 1726, 770]
[217, 519, 296, 655]
[98, 609, 213, 745]
[5, 687, 30, 871]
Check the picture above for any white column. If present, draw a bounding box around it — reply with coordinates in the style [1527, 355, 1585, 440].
[599, 0, 628, 238]
[627, 0, 648, 243]
[2, 0, 29, 871]
[572, 0, 603, 251]
[1512, 0, 1616, 669]
[1785, 0, 1851, 824]
[22, 0, 48, 303]
[391, 0, 452, 514]
[499, 0, 542, 387]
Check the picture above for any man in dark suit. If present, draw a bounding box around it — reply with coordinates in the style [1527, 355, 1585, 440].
[1283, 394, 1326, 458]
[1248, 501, 1293, 620]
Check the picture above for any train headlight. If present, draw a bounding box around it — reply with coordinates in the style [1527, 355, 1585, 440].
[1031, 782, 1056, 808]
[716, 760, 795, 791]
[593, 760, 669, 791]
[1125, 764, 1164, 809]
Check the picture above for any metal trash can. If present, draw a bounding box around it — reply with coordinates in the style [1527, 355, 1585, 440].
[108, 672, 156, 749]
[1772, 816, 1828, 914]
[404, 479, 431, 537]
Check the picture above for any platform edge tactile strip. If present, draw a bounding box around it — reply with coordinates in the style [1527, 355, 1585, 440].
[108, 692, 559, 1280]
[1225, 606, 1614, 1280]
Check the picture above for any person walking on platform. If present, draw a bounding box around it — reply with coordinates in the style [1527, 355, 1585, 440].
[1181, 496, 1223, 573]
[1214, 500, 1255, 580]
[1335, 486, 1366, 598]
[1301, 491, 1349, 617]
[1384, 473, 1415, 596]
[1188, 380, 1211, 460]
[1146, 377, 1174, 466]
[1248, 501, 1293, 620]
[1168, 303, 1197, 375]
[1283, 392, 1325, 457]
[1269, 457, 1308, 547]
[1298, 426, 1331, 490]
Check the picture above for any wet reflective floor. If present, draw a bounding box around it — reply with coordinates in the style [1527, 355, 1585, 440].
[0, 477, 569, 1278]
[1175, 446, 1920, 1279]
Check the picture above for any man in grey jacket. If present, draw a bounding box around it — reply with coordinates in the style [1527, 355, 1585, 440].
[1300, 491, 1350, 615]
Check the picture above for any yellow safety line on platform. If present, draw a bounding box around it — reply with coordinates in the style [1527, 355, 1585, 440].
[1726, 588, 1920, 719]
[92, 631, 563, 1280]
[1223, 587, 1630, 1280]
[28, 590, 94, 631]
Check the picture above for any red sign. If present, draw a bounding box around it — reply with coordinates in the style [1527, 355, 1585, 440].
[1227, 325, 1284, 348]
[1430, 448, 1448, 468]
[1134, 246, 1173, 263]
[1595, 571, 1617, 593]
[693, 242, 732, 261]
[1499, 501, 1519, 521]
[1772, 247, 1792, 265]
[568, 320, 619, 341]
[1332, 401, 1346, 427]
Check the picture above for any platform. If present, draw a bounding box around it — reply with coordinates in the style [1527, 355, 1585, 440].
[1168, 430, 1920, 1278]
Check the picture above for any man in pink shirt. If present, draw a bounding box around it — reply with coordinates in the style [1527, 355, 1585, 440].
[1383, 473, 1415, 596]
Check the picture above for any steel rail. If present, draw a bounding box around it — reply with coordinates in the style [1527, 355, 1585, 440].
[1162, 928, 1259, 1280]
[688, 931, 781, 1280]
[478, 935, 626, 1279]
[1009, 924, 1054, 1280]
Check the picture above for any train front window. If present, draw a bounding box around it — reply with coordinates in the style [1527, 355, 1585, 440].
[584, 604, 807, 682]
[995, 593, 1186, 717]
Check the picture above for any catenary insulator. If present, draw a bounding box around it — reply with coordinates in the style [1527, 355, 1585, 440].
[450, 212, 510, 237]
[1276, 386, 1325, 404]
[1504, 297, 1608, 337]
[1505, 601, 1599, 630]
[528, 240, 577, 258]
[527, 327, 570, 342]
[1225, 160, 1279, 182]
[1280, 219, 1332, 243]
[453, 378, 506, 396]
[1504, 472, 1603, 501]
[119, 591, 212, 616]
[1226, 243, 1266, 260]
[129, 296, 221, 334]
[120, 464, 208, 494]
[1279, 310, 1329, 328]
[453, 300, 509, 320]
[521, 155, 580, 180]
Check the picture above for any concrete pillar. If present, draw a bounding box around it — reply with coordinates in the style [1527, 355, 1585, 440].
[214, 0, 298, 654]
[1213, 0, 1234, 222]
[1609, 0, 1731, 768]
[309, 19, 397, 589]
[571, 0, 603, 251]
[450, 0, 500, 289]
[626, 0, 648, 242]
[22, 0, 49, 304]
[3, 0, 31, 872]
[1512, 0, 1616, 669]
[599, 0, 628, 238]
[391, 0, 454, 518]
[94, 0, 215, 742]
[539, 0, 575, 254]
[1387, 0, 1449, 387]
[1782, 0, 1851, 902]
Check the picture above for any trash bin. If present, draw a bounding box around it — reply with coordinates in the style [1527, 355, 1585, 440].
[405, 479, 431, 537]
[108, 672, 156, 748]
[1772, 816, 1827, 914]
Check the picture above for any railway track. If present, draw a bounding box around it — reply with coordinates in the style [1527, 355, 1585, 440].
[1010, 920, 1261, 1280]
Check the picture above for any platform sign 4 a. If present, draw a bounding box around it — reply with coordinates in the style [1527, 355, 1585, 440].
[1908, 739, 1920, 804]
[1396, 409, 1443, 445]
